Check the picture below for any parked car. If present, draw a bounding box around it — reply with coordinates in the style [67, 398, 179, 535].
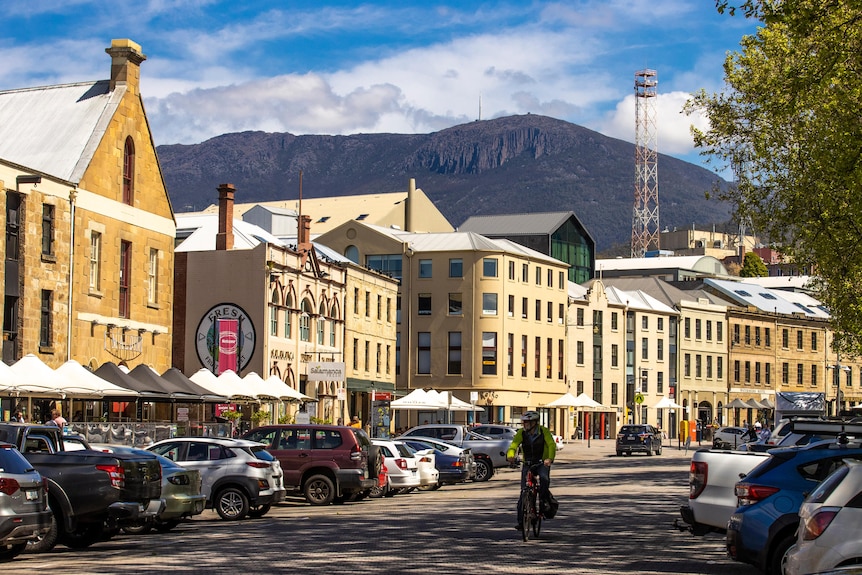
[0, 442, 52, 561]
[395, 435, 476, 481]
[147, 437, 284, 520]
[727, 438, 862, 575]
[60, 434, 91, 451]
[91, 444, 206, 533]
[399, 439, 471, 487]
[371, 439, 422, 495]
[712, 426, 749, 450]
[471, 424, 517, 441]
[785, 459, 862, 575]
[400, 424, 509, 480]
[242, 424, 377, 505]
[616, 424, 662, 456]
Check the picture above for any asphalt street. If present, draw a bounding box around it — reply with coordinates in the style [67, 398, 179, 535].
[14, 438, 761, 575]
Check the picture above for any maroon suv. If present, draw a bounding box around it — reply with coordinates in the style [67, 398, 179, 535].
[242, 425, 377, 505]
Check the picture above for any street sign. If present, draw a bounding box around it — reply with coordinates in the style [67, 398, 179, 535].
[634, 393, 645, 405]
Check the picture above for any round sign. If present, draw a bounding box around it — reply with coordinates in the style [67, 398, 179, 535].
[195, 303, 256, 373]
[634, 393, 645, 405]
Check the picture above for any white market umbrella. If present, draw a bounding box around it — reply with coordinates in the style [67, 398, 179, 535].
[390, 388, 443, 410]
[0, 361, 23, 393]
[263, 375, 312, 401]
[55, 360, 140, 398]
[190, 368, 254, 401]
[426, 390, 483, 412]
[652, 396, 683, 409]
[9, 354, 64, 395]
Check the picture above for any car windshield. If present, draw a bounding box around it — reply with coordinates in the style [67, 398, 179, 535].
[620, 426, 647, 434]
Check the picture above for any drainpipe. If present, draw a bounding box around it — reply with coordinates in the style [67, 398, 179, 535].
[67, 188, 77, 361]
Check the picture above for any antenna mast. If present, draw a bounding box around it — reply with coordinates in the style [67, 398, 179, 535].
[631, 69, 660, 257]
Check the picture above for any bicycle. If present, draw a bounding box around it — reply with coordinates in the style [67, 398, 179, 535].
[518, 462, 544, 541]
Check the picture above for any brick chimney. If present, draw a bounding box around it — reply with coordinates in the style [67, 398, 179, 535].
[216, 184, 235, 251]
[105, 39, 146, 95]
[297, 214, 312, 266]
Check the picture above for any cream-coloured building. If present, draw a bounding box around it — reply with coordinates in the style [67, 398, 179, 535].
[175, 186, 398, 426]
[316, 219, 571, 433]
[0, 39, 175, 422]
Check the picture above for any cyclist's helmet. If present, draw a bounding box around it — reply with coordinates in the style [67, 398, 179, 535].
[521, 411, 540, 423]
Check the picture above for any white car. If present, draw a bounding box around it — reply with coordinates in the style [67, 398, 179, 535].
[712, 426, 749, 449]
[410, 447, 440, 488]
[371, 439, 422, 494]
[785, 459, 862, 575]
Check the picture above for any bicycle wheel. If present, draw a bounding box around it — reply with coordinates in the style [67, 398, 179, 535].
[520, 492, 531, 542]
[533, 511, 542, 537]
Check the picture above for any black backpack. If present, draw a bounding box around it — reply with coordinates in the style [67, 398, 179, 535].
[542, 491, 559, 519]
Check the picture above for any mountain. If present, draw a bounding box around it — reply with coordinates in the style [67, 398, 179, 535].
[156, 114, 731, 251]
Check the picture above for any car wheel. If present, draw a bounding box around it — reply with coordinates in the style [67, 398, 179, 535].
[368, 482, 387, 498]
[248, 503, 271, 518]
[121, 518, 152, 535]
[656, 445, 662, 455]
[61, 523, 104, 549]
[154, 519, 181, 532]
[25, 513, 58, 554]
[215, 487, 250, 520]
[0, 543, 26, 561]
[646, 445, 653, 456]
[474, 459, 493, 482]
[303, 474, 335, 506]
[418, 483, 441, 491]
[769, 533, 796, 575]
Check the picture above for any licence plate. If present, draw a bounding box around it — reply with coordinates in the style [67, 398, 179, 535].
[627, 435, 635, 440]
[25, 489, 39, 501]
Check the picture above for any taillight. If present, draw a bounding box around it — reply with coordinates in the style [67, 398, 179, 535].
[419, 456, 432, 463]
[168, 474, 190, 486]
[802, 508, 840, 540]
[96, 464, 125, 489]
[246, 461, 271, 469]
[689, 461, 707, 499]
[394, 458, 407, 470]
[453, 460, 463, 468]
[735, 483, 780, 506]
[350, 444, 361, 460]
[0, 477, 20, 496]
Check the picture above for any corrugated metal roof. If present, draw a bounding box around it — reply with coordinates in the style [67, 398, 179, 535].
[0, 81, 121, 182]
[705, 278, 830, 318]
[596, 255, 723, 271]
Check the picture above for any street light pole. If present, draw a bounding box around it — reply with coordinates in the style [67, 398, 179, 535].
[826, 354, 850, 417]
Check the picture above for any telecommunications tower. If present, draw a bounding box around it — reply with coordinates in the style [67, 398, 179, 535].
[631, 69, 659, 258]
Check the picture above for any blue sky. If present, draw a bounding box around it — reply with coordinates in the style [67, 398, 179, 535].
[2, 1, 757, 172]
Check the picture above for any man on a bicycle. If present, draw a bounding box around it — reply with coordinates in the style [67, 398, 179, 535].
[506, 411, 556, 530]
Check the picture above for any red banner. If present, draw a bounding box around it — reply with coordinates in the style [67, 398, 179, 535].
[217, 318, 239, 374]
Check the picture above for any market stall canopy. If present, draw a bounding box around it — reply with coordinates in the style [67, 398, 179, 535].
[546, 392, 609, 410]
[262, 375, 312, 401]
[9, 354, 65, 395]
[727, 398, 750, 409]
[746, 398, 769, 410]
[242, 372, 282, 400]
[161, 368, 228, 402]
[0, 360, 24, 393]
[390, 388, 443, 410]
[127, 364, 202, 401]
[55, 360, 140, 398]
[426, 390, 483, 412]
[95, 362, 172, 400]
[544, 392, 582, 408]
[760, 397, 775, 409]
[652, 397, 683, 409]
[190, 369, 257, 401]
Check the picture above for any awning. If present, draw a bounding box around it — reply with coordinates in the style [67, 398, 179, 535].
[346, 377, 395, 393]
[95, 362, 172, 400]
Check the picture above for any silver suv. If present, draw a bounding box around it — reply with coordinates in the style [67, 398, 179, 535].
[148, 437, 285, 520]
[0, 443, 52, 561]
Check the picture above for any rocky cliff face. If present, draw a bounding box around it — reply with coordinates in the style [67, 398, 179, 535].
[157, 114, 730, 251]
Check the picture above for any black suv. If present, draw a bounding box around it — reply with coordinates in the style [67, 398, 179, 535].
[242, 425, 378, 505]
[616, 424, 663, 456]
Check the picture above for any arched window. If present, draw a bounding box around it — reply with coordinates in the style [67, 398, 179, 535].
[122, 137, 135, 205]
[300, 299, 312, 342]
[329, 300, 340, 347]
[318, 302, 326, 344]
[284, 290, 294, 338]
[344, 245, 359, 264]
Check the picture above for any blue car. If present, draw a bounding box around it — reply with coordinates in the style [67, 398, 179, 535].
[726, 438, 862, 575]
[399, 439, 470, 487]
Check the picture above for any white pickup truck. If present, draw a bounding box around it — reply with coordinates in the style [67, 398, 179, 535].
[677, 419, 862, 535]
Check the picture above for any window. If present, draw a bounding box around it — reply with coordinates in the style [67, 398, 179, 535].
[696, 355, 702, 378]
[269, 303, 278, 336]
[89, 232, 101, 291]
[365, 341, 370, 371]
[365, 291, 370, 317]
[611, 344, 619, 367]
[695, 319, 702, 340]
[534, 337, 541, 377]
[811, 332, 818, 351]
[576, 341, 584, 365]
[508, 260, 515, 280]
[684, 354, 691, 377]
[344, 245, 358, 263]
[745, 325, 751, 345]
[448, 332, 462, 375]
[765, 362, 771, 385]
[448, 293, 462, 316]
[558, 339, 564, 379]
[548, 268, 554, 287]
[449, 258, 463, 278]
[783, 362, 789, 384]
[396, 333, 401, 375]
[797, 330, 804, 350]
[782, 328, 790, 348]
[755, 362, 761, 384]
[522, 263, 529, 282]
[577, 308, 585, 326]
[765, 328, 771, 347]
[330, 319, 336, 347]
[717, 357, 724, 379]
[317, 303, 326, 344]
[521, 335, 528, 377]
[521, 297, 528, 319]
[353, 287, 359, 314]
[558, 303, 564, 324]
[657, 317, 664, 331]
[547, 301, 553, 323]
[386, 298, 392, 323]
[39, 290, 52, 348]
[641, 337, 648, 360]
[123, 137, 135, 205]
[41, 204, 54, 256]
[657, 339, 664, 361]
[559, 271, 565, 288]
[546, 337, 552, 378]
[147, 248, 158, 305]
[419, 259, 432, 278]
[642, 316, 648, 330]
[657, 372, 664, 393]
[535, 267, 542, 285]
[685, 317, 691, 339]
[482, 332, 497, 375]
[706, 320, 712, 341]
[418, 332, 431, 374]
[733, 324, 740, 344]
[482, 293, 498, 315]
[507, 333, 514, 376]
[611, 312, 618, 330]
[386, 345, 391, 375]
[733, 360, 740, 382]
[366, 254, 403, 280]
[706, 355, 713, 378]
[811, 365, 818, 387]
[284, 301, 292, 338]
[797, 363, 804, 385]
[755, 326, 761, 346]
[535, 300, 541, 321]
[483, 258, 497, 277]
[717, 321, 723, 342]
[376, 343, 382, 374]
[508, 295, 515, 317]
[418, 293, 432, 315]
[119, 241, 131, 318]
[377, 295, 382, 320]
[299, 300, 311, 342]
